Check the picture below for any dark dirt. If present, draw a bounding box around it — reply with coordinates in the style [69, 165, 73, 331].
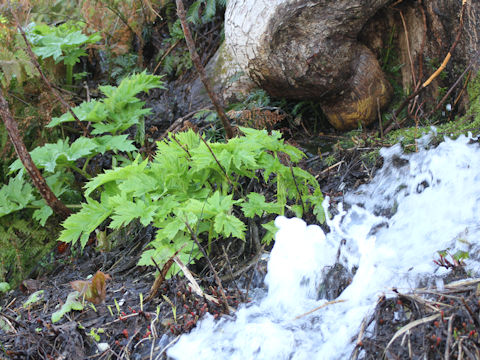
[0, 221, 249, 360]
[357, 276, 480, 359]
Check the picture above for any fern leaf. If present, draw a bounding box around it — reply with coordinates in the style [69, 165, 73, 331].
[187, 0, 202, 24]
[0, 175, 35, 217]
[203, 0, 217, 22]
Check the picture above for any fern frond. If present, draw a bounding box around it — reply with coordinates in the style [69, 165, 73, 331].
[203, 0, 217, 22]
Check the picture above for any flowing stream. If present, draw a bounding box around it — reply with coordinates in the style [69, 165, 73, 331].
[167, 132, 480, 360]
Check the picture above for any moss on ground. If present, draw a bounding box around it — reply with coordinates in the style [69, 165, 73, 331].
[387, 70, 480, 146]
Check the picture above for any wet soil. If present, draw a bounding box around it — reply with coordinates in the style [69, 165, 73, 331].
[1, 13, 476, 356]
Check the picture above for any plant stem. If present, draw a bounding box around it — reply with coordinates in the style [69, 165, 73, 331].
[184, 219, 230, 314]
[66, 64, 73, 87]
[69, 164, 92, 180]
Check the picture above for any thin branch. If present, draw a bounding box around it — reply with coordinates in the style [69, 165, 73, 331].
[0, 88, 71, 220]
[198, 133, 233, 187]
[175, 0, 234, 139]
[427, 62, 473, 119]
[288, 162, 305, 216]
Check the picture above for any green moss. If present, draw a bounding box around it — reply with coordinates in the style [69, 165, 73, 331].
[387, 70, 480, 146]
[0, 216, 59, 288]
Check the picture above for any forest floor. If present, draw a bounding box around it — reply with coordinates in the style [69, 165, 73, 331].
[1, 14, 480, 356]
[1, 125, 479, 359]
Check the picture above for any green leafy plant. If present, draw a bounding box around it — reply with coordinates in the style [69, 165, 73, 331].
[1, 71, 164, 225]
[110, 53, 143, 84]
[59, 127, 324, 277]
[0, 72, 164, 285]
[23, 290, 45, 309]
[26, 21, 101, 86]
[51, 291, 84, 323]
[87, 327, 104, 342]
[0, 282, 10, 293]
[158, 0, 226, 77]
[187, 0, 226, 25]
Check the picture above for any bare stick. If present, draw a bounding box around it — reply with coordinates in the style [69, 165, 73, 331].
[445, 315, 454, 360]
[0, 89, 71, 220]
[427, 62, 473, 119]
[175, 0, 234, 139]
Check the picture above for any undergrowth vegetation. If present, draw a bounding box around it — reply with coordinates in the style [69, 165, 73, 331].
[59, 127, 324, 277]
[0, 65, 325, 284]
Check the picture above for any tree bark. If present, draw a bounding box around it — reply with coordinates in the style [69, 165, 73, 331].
[224, 0, 480, 131]
[0, 89, 71, 220]
[225, 0, 393, 130]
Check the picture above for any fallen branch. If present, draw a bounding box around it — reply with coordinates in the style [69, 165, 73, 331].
[293, 299, 346, 320]
[384, 313, 441, 356]
[175, 0, 234, 139]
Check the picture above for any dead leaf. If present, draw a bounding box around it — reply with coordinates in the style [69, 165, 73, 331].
[20, 279, 42, 294]
[70, 271, 111, 305]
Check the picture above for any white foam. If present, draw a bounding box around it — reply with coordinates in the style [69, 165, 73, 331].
[168, 133, 480, 360]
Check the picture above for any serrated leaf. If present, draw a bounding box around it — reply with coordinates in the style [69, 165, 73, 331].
[58, 199, 112, 248]
[213, 212, 245, 240]
[68, 137, 97, 159]
[84, 157, 148, 196]
[47, 100, 104, 128]
[261, 220, 277, 245]
[0, 174, 35, 217]
[240, 193, 282, 218]
[203, 0, 217, 22]
[92, 135, 137, 153]
[33, 205, 54, 226]
[206, 191, 240, 213]
[109, 197, 157, 228]
[187, 0, 202, 24]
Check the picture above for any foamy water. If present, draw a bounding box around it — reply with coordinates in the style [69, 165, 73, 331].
[167, 133, 480, 360]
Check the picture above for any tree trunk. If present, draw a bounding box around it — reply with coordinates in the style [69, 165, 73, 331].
[224, 0, 480, 131]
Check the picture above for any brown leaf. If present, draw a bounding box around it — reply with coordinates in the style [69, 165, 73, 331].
[20, 279, 42, 294]
[70, 271, 111, 305]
